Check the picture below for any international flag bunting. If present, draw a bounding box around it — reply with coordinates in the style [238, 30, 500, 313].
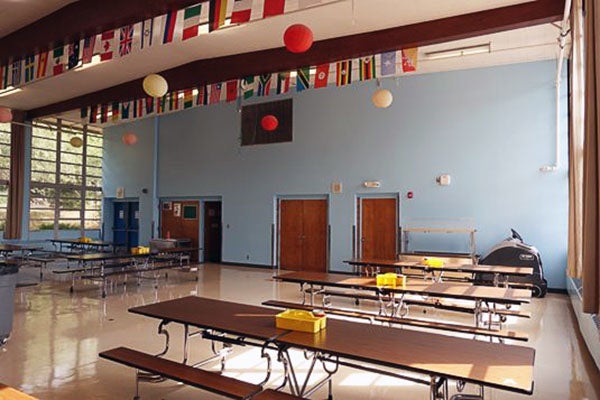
[183, 89, 194, 108]
[314, 63, 329, 88]
[156, 95, 167, 113]
[296, 67, 310, 92]
[196, 86, 208, 105]
[380, 51, 396, 76]
[359, 56, 376, 81]
[89, 105, 98, 123]
[336, 60, 352, 86]
[263, 0, 285, 17]
[100, 104, 109, 123]
[82, 36, 96, 64]
[133, 99, 144, 118]
[24, 55, 35, 83]
[241, 76, 255, 99]
[0, 65, 7, 90]
[119, 25, 134, 56]
[231, 0, 252, 23]
[182, 4, 202, 40]
[401, 48, 418, 72]
[145, 97, 155, 114]
[68, 41, 80, 70]
[100, 31, 115, 61]
[168, 91, 180, 111]
[140, 19, 156, 49]
[121, 102, 131, 119]
[226, 80, 238, 102]
[162, 11, 178, 44]
[111, 102, 120, 122]
[257, 74, 271, 96]
[80, 107, 88, 120]
[209, 0, 228, 32]
[52, 47, 65, 76]
[276, 72, 290, 94]
[209, 83, 222, 104]
[36, 51, 49, 79]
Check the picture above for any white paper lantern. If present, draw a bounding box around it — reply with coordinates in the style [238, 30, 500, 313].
[143, 74, 168, 98]
[69, 136, 83, 148]
[371, 89, 393, 108]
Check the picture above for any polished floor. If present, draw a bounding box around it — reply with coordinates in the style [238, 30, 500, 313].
[0, 263, 599, 400]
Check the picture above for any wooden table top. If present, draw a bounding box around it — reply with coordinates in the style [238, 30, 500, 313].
[0, 384, 38, 399]
[275, 271, 531, 304]
[277, 318, 535, 395]
[344, 258, 533, 276]
[48, 239, 113, 246]
[129, 296, 286, 341]
[0, 244, 41, 252]
[64, 252, 154, 261]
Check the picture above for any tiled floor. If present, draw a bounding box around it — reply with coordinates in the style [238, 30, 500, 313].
[1, 263, 599, 399]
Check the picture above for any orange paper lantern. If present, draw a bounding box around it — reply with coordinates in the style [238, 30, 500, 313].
[283, 24, 313, 53]
[0, 107, 12, 123]
[122, 132, 138, 145]
[261, 115, 278, 131]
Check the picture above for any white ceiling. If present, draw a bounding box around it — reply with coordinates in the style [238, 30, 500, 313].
[0, 0, 567, 123]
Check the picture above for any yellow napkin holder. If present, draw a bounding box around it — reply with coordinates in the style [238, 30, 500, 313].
[422, 257, 444, 268]
[276, 309, 327, 333]
[376, 273, 406, 289]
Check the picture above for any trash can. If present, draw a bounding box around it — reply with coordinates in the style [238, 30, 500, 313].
[0, 263, 18, 346]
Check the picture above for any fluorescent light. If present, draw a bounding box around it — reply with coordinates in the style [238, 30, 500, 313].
[76, 54, 102, 71]
[0, 86, 23, 98]
[425, 43, 491, 60]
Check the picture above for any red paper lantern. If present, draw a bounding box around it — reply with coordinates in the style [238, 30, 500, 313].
[0, 107, 12, 123]
[283, 24, 313, 53]
[122, 132, 138, 146]
[261, 115, 278, 131]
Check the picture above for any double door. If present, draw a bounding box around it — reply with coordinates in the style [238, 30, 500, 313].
[113, 201, 139, 249]
[279, 199, 328, 272]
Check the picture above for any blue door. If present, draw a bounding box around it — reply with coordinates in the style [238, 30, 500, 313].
[113, 202, 127, 247]
[113, 201, 139, 249]
[127, 202, 139, 247]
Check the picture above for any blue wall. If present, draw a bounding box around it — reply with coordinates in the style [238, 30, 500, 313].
[103, 60, 568, 288]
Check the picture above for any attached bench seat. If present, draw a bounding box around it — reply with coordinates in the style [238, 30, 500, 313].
[262, 300, 529, 342]
[252, 389, 307, 399]
[99, 347, 263, 399]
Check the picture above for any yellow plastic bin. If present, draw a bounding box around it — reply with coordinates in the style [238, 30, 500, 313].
[276, 309, 327, 333]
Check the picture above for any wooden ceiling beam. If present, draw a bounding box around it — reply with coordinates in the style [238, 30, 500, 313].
[0, 0, 208, 65]
[27, 0, 565, 119]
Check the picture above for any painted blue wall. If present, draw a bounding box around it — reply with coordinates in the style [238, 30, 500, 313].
[103, 60, 568, 288]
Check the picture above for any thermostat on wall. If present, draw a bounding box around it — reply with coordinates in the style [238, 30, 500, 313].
[436, 174, 451, 186]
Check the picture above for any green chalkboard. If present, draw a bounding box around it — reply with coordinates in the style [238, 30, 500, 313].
[183, 204, 197, 219]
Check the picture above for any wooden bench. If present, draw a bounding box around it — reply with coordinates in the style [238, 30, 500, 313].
[252, 389, 306, 399]
[262, 300, 529, 342]
[99, 347, 263, 399]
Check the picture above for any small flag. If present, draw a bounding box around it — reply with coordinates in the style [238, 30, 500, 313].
[89, 105, 98, 123]
[36, 51, 49, 79]
[145, 97, 155, 114]
[100, 31, 115, 61]
[226, 80, 238, 102]
[296, 67, 310, 92]
[168, 91, 180, 111]
[52, 47, 65, 76]
[209, 0, 228, 32]
[276, 72, 290, 94]
[121, 102, 131, 119]
[183, 89, 194, 108]
[140, 19, 156, 49]
[156, 95, 166, 113]
[380, 51, 396, 76]
[24, 54, 35, 83]
[100, 104, 109, 123]
[336, 60, 352, 86]
[182, 4, 202, 40]
[80, 107, 88, 119]
[82, 36, 96, 64]
[314, 63, 329, 88]
[257, 74, 271, 96]
[401, 48, 418, 72]
[359, 56, 376, 81]
[0, 65, 6, 90]
[231, 0, 252, 23]
[119, 25, 134, 56]
[111, 102, 120, 122]
[162, 10, 178, 43]
[263, 0, 285, 17]
[209, 83, 222, 104]
[68, 41, 80, 69]
[11, 59, 22, 86]
[241, 76, 255, 99]
[196, 86, 208, 105]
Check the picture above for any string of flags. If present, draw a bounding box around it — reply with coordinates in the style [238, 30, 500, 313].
[81, 48, 419, 125]
[0, 0, 337, 92]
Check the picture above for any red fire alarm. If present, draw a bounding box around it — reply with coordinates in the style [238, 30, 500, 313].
[407, 191, 414, 199]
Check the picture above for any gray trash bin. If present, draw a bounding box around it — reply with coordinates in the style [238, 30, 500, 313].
[0, 264, 18, 346]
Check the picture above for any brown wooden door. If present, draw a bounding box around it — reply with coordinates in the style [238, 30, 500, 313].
[279, 199, 327, 271]
[161, 200, 200, 261]
[360, 198, 398, 259]
[204, 201, 222, 262]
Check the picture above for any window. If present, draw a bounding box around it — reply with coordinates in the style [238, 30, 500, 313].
[29, 119, 103, 232]
[0, 122, 10, 231]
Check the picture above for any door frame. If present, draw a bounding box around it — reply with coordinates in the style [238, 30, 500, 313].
[159, 196, 222, 263]
[274, 194, 330, 273]
[354, 193, 400, 259]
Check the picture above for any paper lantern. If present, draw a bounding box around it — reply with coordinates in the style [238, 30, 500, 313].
[261, 115, 278, 131]
[283, 24, 313, 53]
[0, 107, 12, 123]
[69, 137, 83, 148]
[122, 132, 138, 146]
[371, 89, 393, 108]
[143, 74, 168, 98]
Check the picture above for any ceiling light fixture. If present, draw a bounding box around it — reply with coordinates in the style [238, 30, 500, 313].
[0, 86, 23, 98]
[425, 43, 491, 60]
